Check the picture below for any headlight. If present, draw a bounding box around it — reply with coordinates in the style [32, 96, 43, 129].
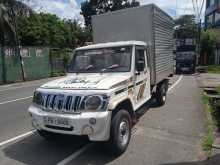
[83, 95, 108, 111]
[33, 91, 44, 106]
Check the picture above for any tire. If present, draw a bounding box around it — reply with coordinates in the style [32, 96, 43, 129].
[107, 110, 131, 156]
[156, 81, 168, 106]
[37, 130, 59, 141]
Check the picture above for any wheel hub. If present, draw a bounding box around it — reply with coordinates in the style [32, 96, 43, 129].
[119, 120, 129, 146]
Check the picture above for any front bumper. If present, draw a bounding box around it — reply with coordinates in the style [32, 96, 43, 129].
[28, 105, 112, 141]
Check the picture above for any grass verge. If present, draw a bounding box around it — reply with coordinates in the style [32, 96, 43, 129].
[216, 85, 220, 95]
[201, 95, 215, 156]
[206, 65, 220, 74]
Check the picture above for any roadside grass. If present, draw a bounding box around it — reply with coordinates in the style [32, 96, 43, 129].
[216, 85, 220, 95]
[201, 95, 215, 156]
[206, 65, 220, 74]
[202, 92, 220, 156]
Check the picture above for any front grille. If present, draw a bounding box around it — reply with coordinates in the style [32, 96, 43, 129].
[37, 93, 82, 113]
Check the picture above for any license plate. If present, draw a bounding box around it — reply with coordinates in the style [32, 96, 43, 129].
[43, 116, 70, 128]
[181, 67, 189, 71]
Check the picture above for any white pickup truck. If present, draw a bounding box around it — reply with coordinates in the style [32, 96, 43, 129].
[28, 4, 174, 155]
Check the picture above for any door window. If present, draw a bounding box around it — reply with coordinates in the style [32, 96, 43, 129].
[135, 49, 146, 72]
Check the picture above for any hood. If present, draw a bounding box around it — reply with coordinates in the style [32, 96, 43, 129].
[41, 74, 131, 90]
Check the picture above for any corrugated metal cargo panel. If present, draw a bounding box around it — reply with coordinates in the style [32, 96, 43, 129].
[153, 6, 174, 84]
[92, 5, 153, 45]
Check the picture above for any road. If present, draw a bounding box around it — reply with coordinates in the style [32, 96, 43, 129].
[0, 75, 216, 165]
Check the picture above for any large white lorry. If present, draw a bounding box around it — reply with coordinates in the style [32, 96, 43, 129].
[28, 4, 174, 155]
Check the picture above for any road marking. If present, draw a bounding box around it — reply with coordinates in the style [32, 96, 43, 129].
[0, 84, 39, 92]
[57, 143, 94, 165]
[168, 75, 183, 93]
[0, 130, 36, 147]
[0, 96, 33, 105]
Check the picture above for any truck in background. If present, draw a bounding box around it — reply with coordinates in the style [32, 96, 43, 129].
[175, 38, 196, 74]
[28, 4, 174, 155]
[176, 51, 196, 73]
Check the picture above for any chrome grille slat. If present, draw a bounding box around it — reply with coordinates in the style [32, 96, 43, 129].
[73, 96, 80, 111]
[38, 93, 82, 113]
[70, 95, 76, 111]
[65, 96, 72, 111]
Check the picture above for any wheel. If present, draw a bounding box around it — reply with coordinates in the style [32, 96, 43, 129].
[156, 81, 168, 106]
[37, 130, 59, 141]
[107, 110, 131, 156]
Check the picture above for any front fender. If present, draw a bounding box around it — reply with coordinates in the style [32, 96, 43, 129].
[108, 94, 134, 111]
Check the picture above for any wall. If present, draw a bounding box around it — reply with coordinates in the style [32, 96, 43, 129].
[0, 47, 51, 84]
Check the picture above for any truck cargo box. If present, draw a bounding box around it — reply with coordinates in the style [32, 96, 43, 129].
[92, 4, 174, 85]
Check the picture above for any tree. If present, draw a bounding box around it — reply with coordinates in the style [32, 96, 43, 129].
[174, 15, 197, 39]
[200, 30, 217, 64]
[0, 0, 33, 82]
[80, 0, 140, 30]
[18, 13, 90, 48]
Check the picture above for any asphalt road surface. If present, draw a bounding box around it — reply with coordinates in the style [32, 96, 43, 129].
[0, 75, 216, 165]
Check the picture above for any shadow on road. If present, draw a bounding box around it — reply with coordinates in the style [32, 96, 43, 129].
[3, 133, 88, 165]
[160, 154, 220, 165]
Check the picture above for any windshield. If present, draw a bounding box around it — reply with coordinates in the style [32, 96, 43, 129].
[68, 46, 132, 73]
[176, 53, 195, 60]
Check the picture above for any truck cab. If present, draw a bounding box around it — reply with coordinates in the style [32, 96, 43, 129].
[28, 41, 168, 155]
[176, 52, 196, 74]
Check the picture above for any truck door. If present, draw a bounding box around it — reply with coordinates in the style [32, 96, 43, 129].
[134, 46, 151, 108]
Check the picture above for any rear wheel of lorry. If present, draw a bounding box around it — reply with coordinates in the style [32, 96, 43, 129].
[156, 81, 168, 106]
[106, 110, 131, 156]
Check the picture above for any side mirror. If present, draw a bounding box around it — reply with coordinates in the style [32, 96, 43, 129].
[136, 60, 145, 72]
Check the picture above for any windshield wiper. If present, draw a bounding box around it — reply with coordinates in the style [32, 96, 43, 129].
[101, 64, 120, 72]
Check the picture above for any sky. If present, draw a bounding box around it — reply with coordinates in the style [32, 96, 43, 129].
[23, 0, 206, 24]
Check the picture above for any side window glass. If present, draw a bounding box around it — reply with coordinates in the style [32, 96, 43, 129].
[135, 49, 146, 71]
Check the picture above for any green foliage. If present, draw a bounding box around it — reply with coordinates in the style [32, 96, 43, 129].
[201, 31, 217, 64]
[81, 0, 140, 29]
[0, 0, 33, 45]
[201, 95, 215, 155]
[174, 15, 197, 39]
[202, 131, 214, 153]
[216, 85, 220, 94]
[0, 0, 33, 82]
[202, 95, 210, 105]
[201, 92, 220, 155]
[206, 65, 220, 74]
[17, 13, 91, 48]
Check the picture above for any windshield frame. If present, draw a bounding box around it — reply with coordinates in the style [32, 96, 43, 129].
[68, 46, 133, 73]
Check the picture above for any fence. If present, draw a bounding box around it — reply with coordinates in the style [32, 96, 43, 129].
[0, 52, 3, 84]
[0, 47, 71, 84]
[50, 48, 72, 77]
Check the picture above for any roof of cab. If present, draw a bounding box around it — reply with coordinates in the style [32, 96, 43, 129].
[75, 41, 147, 51]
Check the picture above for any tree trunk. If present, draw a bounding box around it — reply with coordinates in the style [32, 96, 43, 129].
[9, 4, 26, 81]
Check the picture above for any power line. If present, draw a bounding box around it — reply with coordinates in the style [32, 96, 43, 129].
[191, 0, 199, 21]
[176, 0, 178, 18]
[195, 0, 200, 16]
[199, 0, 205, 19]
[183, 0, 190, 14]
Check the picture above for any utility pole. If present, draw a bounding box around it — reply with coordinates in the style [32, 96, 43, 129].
[197, 19, 202, 65]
